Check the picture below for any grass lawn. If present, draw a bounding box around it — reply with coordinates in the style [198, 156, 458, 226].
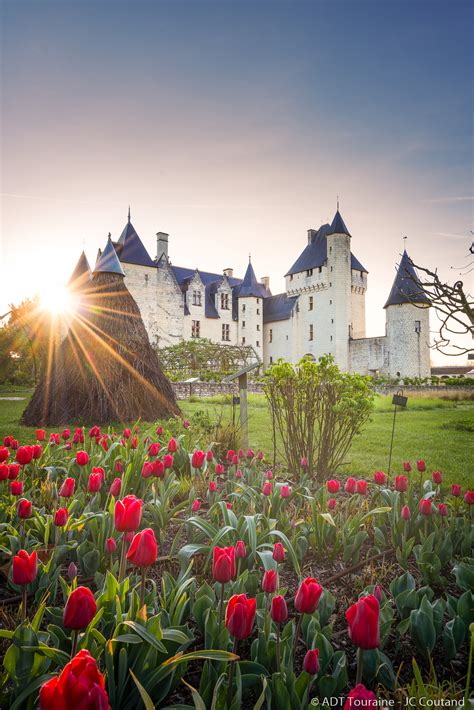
[1, 390, 473, 487]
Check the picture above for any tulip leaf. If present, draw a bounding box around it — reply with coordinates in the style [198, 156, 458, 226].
[360, 506, 391, 521]
[319, 513, 336, 526]
[182, 679, 207, 710]
[121, 621, 167, 653]
[130, 669, 156, 710]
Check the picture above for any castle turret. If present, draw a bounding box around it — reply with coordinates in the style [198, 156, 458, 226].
[326, 209, 352, 370]
[237, 258, 265, 361]
[384, 250, 430, 378]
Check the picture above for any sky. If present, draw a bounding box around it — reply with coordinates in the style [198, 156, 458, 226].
[1, 0, 472, 363]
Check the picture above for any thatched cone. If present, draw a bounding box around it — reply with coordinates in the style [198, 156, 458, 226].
[22, 245, 179, 425]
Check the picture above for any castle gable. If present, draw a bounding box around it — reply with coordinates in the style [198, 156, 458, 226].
[263, 293, 299, 323]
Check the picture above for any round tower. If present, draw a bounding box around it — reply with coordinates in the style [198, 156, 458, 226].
[384, 250, 431, 378]
[326, 209, 352, 371]
[237, 258, 265, 362]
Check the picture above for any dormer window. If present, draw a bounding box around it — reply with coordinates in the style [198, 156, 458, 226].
[306, 269, 313, 277]
[192, 290, 202, 306]
[220, 293, 229, 310]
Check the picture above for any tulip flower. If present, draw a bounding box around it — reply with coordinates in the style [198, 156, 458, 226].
[346, 594, 380, 650]
[395, 475, 408, 492]
[215, 463, 224, 474]
[303, 649, 320, 675]
[451, 484, 461, 497]
[0, 463, 7, 481]
[191, 499, 201, 512]
[262, 569, 278, 594]
[16, 446, 33, 466]
[183, 419, 190, 428]
[272, 542, 285, 563]
[266, 470, 273, 479]
[257, 450, 264, 461]
[280, 485, 290, 498]
[108, 477, 120, 497]
[225, 502, 232, 509]
[204, 450, 213, 462]
[344, 477, 356, 494]
[8, 463, 20, 479]
[300, 456, 308, 468]
[419, 499, 432, 515]
[0, 446, 8, 463]
[401, 504, 411, 520]
[343, 685, 377, 710]
[64, 586, 97, 636]
[12, 549, 37, 620]
[62, 429, 71, 440]
[271, 594, 288, 624]
[416, 460, 426, 472]
[39, 649, 109, 710]
[127, 528, 158, 605]
[68, 562, 77, 582]
[3, 436, 12, 447]
[148, 442, 160, 456]
[356, 480, 367, 495]
[163, 454, 174, 469]
[438, 503, 448, 516]
[32, 445, 43, 460]
[295, 577, 323, 615]
[156, 425, 163, 436]
[232, 454, 238, 465]
[36, 430, 46, 442]
[11, 439, 18, 449]
[114, 495, 142, 532]
[106, 537, 117, 554]
[192, 450, 205, 469]
[403, 461, 412, 472]
[326, 479, 340, 494]
[262, 481, 272, 496]
[432, 470, 442, 485]
[141, 462, 153, 478]
[168, 438, 177, 453]
[50, 433, 60, 445]
[226, 449, 235, 462]
[235, 540, 246, 559]
[225, 594, 256, 640]
[464, 491, 474, 505]
[209, 480, 217, 493]
[213, 545, 235, 624]
[327, 498, 337, 510]
[75, 450, 89, 466]
[115, 460, 124, 473]
[54, 508, 69, 527]
[17, 498, 32, 519]
[10, 480, 23, 496]
[88, 426, 100, 438]
[87, 472, 102, 493]
[59, 477, 75, 498]
[373, 471, 387, 485]
[236, 469, 243, 479]
[247, 448, 255, 459]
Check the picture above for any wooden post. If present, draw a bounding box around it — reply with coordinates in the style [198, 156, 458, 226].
[239, 372, 249, 450]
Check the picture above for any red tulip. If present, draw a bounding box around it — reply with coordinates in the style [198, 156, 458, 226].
[0, 447, 9, 463]
[343, 685, 377, 710]
[206, 450, 213, 462]
[300, 456, 308, 468]
[303, 649, 320, 675]
[167, 438, 177, 453]
[0, 463, 8, 481]
[257, 450, 264, 461]
[209, 480, 217, 493]
[272, 542, 285, 563]
[295, 577, 323, 614]
[401, 504, 411, 520]
[114, 495, 143, 532]
[232, 454, 238, 465]
[271, 594, 288, 623]
[226, 449, 235, 462]
[346, 594, 380, 649]
[419, 499, 432, 516]
[75, 450, 89, 466]
[326, 479, 340, 494]
[183, 419, 190, 429]
[280, 485, 290, 498]
[438, 503, 448, 516]
[403, 461, 412, 472]
[344, 477, 356, 493]
[191, 450, 205, 469]
[262, 481, 272, 496]
[156, 425, 163, 436]
[432, 470, 442, 485]
[150, 459, 163, 478]
[247, 448, 255, 459]
[105, 537, 117, 554]
[451, 484, 461, 497]
[356, 480, 367, 495]
[62, 429, 71, 440]
[12, 550, 37, 585]
[39, 649, 109, 710]
[213, 546, 235, 583]
[163, 454, 174, 469]
[416, 460, 426, 472]
[64, 586, 96, 629]
[115, 460, 124, 473]
[122, 427, 131, 439]
[373, 471, 387, 485]
[32, 445, 42, 459]
[10, 480, 23, 496]
[88, 426, 100, 438]
[236, 469, 243, 479]
[141, 462, 153, 478]
[127, 528, 158, 568]
[59, 477, 75, 498]
[148, 442, 160, 456]
[395, 475, 408, 492]
[225, 502, 232, 509]
[36, 430, 46, 442]
[215, 463, 224, 475]
[225, 594, 256, 639]
[109, 478, 121, 497]
[262, 569, 278, 593]
[16, 446, 33, 466]
[17, 498, 32, 519]
[3, 436, 13, 447]
[191, 499, 201, 512]
[54, 508, 69, 527]
[50, 433, 60, 445]
[235, 540, 246, 558]
[266, 470, 273, 479]
[87, 472, 102, 493]
[327, 498, 337, 510]
[11, 439, 18, 449]
[8, 463, 20, 479]
[464, 491, 474, 505]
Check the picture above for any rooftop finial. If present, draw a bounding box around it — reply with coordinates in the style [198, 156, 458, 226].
[128, 206, 131, 223]
[403, 235, 408, 250]
[108, 232, 111, 238]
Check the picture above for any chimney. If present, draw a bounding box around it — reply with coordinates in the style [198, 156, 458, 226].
[307, 229, 318, 245]
[260, 276, 270, 290]
[156, 232, 169, 260]
[223, 267, 233, 278]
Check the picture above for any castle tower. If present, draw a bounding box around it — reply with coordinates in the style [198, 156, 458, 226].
[384, 250, 431, 378]
[326, 209, 352, 370]
[237, 258, 265, 361]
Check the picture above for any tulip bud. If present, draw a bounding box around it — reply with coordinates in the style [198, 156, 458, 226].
[215, 463, 224, 475]
[75, 450, 89, 466]
[36, 429, 46, 441]
[401, 504, 411, 520]
[356, 480, 367, 495]
[345, 477, 356, 494]
[64, 586, 96, 629]
[206, 450, 213, 461]
[300, 456, 308, 468]
[416, 460, 426, 472]
[156, 425, 163, 436]
[295, 577, 323, 614]
[209, 480, 217, 492]
[432, 470, 442, 485]
[167, 438, 177, 453]
[451, 484, 461, 497]
[225, 502, 232, 509]
[403, 462, 412, 472]
[464, 491, 474, 505]
[327, 498, 337, 510]
[235, 540, 246, 558]
[262, 481, 272, 496]
[109, 478, 121, 497]
[213, 546, 235, 583]
[17, 498, 32, 519]
[12, 549, 37, 585]
[236, 469, 243, 479]
[419, 499, 432, 516]
[191, 499, 201, 512]
[68, 562, 78, 581]
[127, 528, 158, 568]
[280, 485, 290, 498]
[106, 537, 117, 554]
[271, 594, 288, 624]
[327, 479, 340, 494]
[395, 475, 408, 492]
[303, 649, 320, 675]
[373, 471, 387, 485]
[272, 542, 285, 563]
[54, 508, 69, 527]
[262, 569, 278, 593]
[10, 480, 23, 496]
[438, 503, 448, 516]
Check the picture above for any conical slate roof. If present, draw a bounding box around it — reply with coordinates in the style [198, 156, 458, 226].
[116, 215, 155, 267]
[93, 237, 125, 276]
[327, 209, 351, 237]
[238, 261, 266, 298]
[384, 250, 430, 308]
[68, 251, 91, 289]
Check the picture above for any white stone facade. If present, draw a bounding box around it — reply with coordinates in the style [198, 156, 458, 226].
[80, 212, 431, 379]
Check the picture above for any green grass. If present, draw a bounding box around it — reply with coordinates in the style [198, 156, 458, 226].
[1, 390, 473, 487]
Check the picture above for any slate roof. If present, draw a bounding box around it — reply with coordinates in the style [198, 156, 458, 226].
[384, 250, 430, 308]
[171, 265, 242, 289]
[93, 237, 125, 276]
[263, 293, 299, 323]
[114, 219, 155, 267]
[68, 251, 91, 288]
[327, 209, 351, 236]
[234, 261, 270, 299]
[285, 222, 367, 276]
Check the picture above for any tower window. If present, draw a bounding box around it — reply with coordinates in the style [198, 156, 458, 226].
[330, 266, 333, 272]
[269, 329, 273, 343]
[144, 274, 149, 284]
[257, 324, 260, 331]
[256, 340, 260, 347]
[220, 293, 229, 310]
[309, 296, 313, 311]
[242, 304, 246, 312]
[330, 299, 332, 305]
[257, 308, 260, 315]
[318, 266, 322, 273]
[242, 320, 245, 328]
[330, 335, 333, 342]
[290, 275, 293, 281]
[242, 337, 246, 345]
[257, 299, 260, 304]
[269, 356, 273, 363]
[331, 318, 334, 324]
[191, 320, 200, 338]
[306, 268, 313, 277]
[309, 324, 314, 341]
[222, 324, 230, 341]
[192, 290, 201, 306]
[415, 320, 421, 333]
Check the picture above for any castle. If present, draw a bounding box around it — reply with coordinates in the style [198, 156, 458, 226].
[69, 208, 431, 378]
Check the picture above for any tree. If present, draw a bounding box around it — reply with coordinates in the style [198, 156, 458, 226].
[0, 297, 52, 386]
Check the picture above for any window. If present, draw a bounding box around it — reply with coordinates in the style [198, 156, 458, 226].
[331, 318, 334, 324]
[269, 356, 273, 363]
[330, 266, 333, 272]
[256, 340, 260, 347]
[318, 266, 322, 273]
[329, 282, 332, 287]
[290, 275, 293, 281]
[220, 293, 229, 310]
[256, 324, 260, 331]
[257, 308, 260, 315]
[242, 304, 246, 312]
[192, 290, 201, 306]
[309, 324, 314, 341]
[306, 268, 313, 277]
[330, 335, 333, 342]
[144, 274, 149, 284]
[222, 324, 230, 341]
[257, 299, 260, 304]
[242, 337, 246, 345]
[415, 320, 421, 333]
[191, 320, 200, 338]
[330, 299, 332, 305]
[242, 320, 246, 328]
[269, 329, 273, 343]
[329, 246, 332, 254]
[309, 296, 313, 311]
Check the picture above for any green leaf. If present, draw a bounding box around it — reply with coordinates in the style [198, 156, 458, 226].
[130, 669, 156, 710]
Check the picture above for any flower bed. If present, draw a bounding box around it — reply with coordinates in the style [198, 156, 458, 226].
[0, 420, 472, 708]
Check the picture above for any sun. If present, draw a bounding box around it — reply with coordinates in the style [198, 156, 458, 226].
[38, 282, 73, 315]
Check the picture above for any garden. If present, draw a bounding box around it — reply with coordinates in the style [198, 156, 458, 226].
[0, 358, 472, 709]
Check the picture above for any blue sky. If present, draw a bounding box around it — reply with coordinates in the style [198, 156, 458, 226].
[1, 0, 472, 359]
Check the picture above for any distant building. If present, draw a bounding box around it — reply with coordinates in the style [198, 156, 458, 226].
[70, 208, 431, 377]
